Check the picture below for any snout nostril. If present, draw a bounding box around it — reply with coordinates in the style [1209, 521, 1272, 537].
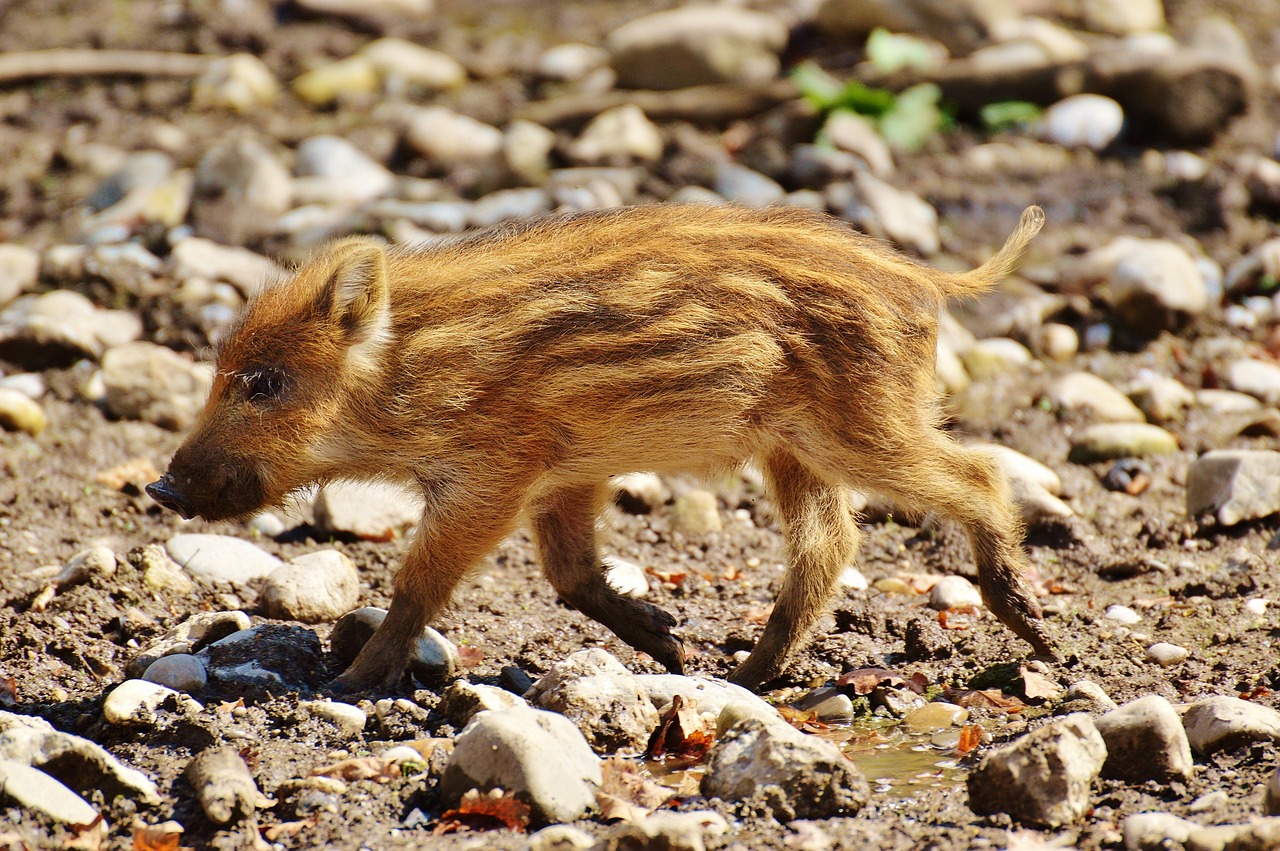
[146, 476, 194, 519]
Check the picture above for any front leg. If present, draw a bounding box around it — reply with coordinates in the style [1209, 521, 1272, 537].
[331, 479, 525, 693]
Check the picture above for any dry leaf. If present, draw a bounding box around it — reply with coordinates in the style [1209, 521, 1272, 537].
[131, 821, 187, 851]
[956, 724, 983, 755]
[217, 698, 245, 715]
[309, 756, 397, 783]
[645, 694, 715, 761]
[721, 564, 741, 581]
[1018, 666, 1063, 701]
[260, 820, 314, 842]
[95, 458, 161, 493]
[837, 667, 911, 695]
[0, 676, 16, 707]
[943, 688, 1027, 713]
[63, 815, 106, 851]
[743, 605, 773, 625]
[457, 646, 485, 668]
[938, 607, 979, 630]
[1239, 686, 1271, 701]
[596, 758, 674, 822]
[644, 567, 687, 585]
[434, 788, 531, 835]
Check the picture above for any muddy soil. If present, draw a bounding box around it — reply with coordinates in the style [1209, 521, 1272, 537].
[1, 0, 1279, 849]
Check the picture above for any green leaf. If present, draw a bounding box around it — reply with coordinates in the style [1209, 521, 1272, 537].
[866, 27, 942, 74]
[791, 60, 846, 111]
[980, 100, 1043, 132]
[878, 82, 943, 152]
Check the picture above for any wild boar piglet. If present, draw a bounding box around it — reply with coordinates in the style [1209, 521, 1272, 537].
[147, 203, 1054, 692]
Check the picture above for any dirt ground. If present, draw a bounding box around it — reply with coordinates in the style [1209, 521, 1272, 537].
[1, 0, 1280, 849]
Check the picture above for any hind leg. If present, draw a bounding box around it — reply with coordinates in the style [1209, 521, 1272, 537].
[532, 482, 685, 673]
[730, 450, 862, 690]
[868, 436, 1056, 658]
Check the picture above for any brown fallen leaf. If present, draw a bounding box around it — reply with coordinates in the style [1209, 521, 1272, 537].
[0, 675, 17, 707]
[63, 815, 106, 851]
[644, 567, 687, 585]
[1019, 665, 1063, 702]
[457, 646, 485, 668]
[217, 698, 245, 715]
[743, 605, 772, 625]
[956, 724, 983, 755]
[260, 820, 315, 842]
[596, 757, 675, 822]
[309, 755, 398, 783]
[434, 788, 531, 835]
[938, 606, 979, 630]
[130, 820, 188, 851]
[837, 667, 915, 695]
[645, 694, 715, 761]
[943, 688, 1027, 713]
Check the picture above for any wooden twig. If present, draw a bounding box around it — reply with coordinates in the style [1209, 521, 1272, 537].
[0, 49, 214, 84]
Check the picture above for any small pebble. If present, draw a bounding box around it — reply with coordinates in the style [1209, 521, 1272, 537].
[1244, 599, 1270, 616]
[928, 575, 982, 610]
[142, 654, 208, 692]
[1146, 642, 1189, 666]
[902, 702, 968, 734]
[302, 700, 367, 737]
[1104, 605, 1142, 625]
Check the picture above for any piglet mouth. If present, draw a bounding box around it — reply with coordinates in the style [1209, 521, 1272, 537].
[145, 474, 196, 519]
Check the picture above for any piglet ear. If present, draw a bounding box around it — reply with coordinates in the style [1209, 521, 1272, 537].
[326, 240, 389, 344]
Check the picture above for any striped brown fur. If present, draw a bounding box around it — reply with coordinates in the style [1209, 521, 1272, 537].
[148, 203, 1053, 691]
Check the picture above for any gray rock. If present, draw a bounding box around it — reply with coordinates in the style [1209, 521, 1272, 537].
[191, 53, 279, 113]
[823, 111, 894, 177]
[526, 648, 660, 753]
[0, 710, 160, 803]
[170, 237, 278, 298]
[126, 609, 251, 677]
[405, 107, 504, 169]
[0, 244, 39, 306]
[1049, 372, 1146, 422]
[142, 654, 209, 693]
[536, 43, 610, 82]
[792, 687, 856, 724]
[1095, 695, 1193, 783]
[439, 680, 529, 726]
[166, 533, 283, 585]
[441, 706, 602, 824]
[568, 105, 663, 165]
[1038, 94, 1125, 150]
[0, 387, 45, 435]
[193, 135, 292, 245]
[101, 341, 213, 431]
[1063, 680, 1117, 712]
[103, 679, 203, 725]
[928, 575, 982, 610]
[702, 717, 868, 820]
[56, 547, 117, 588]
[1123, 812, 1199, 851]
[639, 674, 781, 723]
[293, 136, 396, 206]
[846, 172, 939, 255]
[0, 760, 99, 825]
[1086, 237, 1208, 333]
[504, 120, 557, 185]
[981, 444, 1073, 521]
[359, 38, 465, 91]
[815, 0, 1011, 55]
[1069, 423, 1179, 463]
[603, 811, 729, 851]
[329, 606, 460, 684]
[1187, 450, 1280, 525]
[0, 289, 142, 368]
[1183, 695, 1280, 755]
[607, 5, 787, 90]
[87, 150, 173, 211]
[468, 188, 554, 229]
[369, 200, 469, 233]
[1225, 358, 1280, 406]
[315, 480, 422, 542]
[300, 700, 367, 737]
[261, 550, 360, 624]
[197, 624, 325, 689]
[713, 162, 785, 207]
[967, 714, 1107, 827]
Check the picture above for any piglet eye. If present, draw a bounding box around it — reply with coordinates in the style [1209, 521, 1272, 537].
[243, 368, 286, 403]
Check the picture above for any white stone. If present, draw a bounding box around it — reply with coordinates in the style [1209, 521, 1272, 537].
[1069, 423, 1179, 463]
[170, 237, 277, 298]
[103, 679, 202, 725]
[838, 565, 869, 591]
[1076, 0, 1165, 34]
[1225, 358, 1280, 405]
[314, 480, 423, 541]
[0, 711, 161, 804]
[536, 43, 610, 82]
[1035, 323, 1079, 362]
[142, 654, 208, 693]
[1082, 237, 1207, 332]
[0, 289, 141, 366]
[166, 533, 283, 585]
[1038, 94, 1125, 150]
[359, 39, 465, 91]
[526, 648, 659, 753]
[961, 338, 1033, 381]
[504, 120, 557, 185]
[902, 702, 968, 734]
[639, 674, 783, 725]
[126, 609, 250, 677]
[1186, 450, 1280, 525]
[292, 135, 396, 206]
[613, 472, 670, 512]
[528, 825, 596, 851]
[981, 444, 1072, 521]
[823, 112, 894, 177]
[441, 706, 602, 824]
[261, 550, 360, 623]
[967, 714, 1107, 827]
[1096, 695, 1193, 783]
[1122, 812, 1199, 851]
[1129, 376, 1196, 423]
[101, 341, 212, 431]
[301, 700, 367, 737]
[670, 489, 722, 534]
[0, 759, 99, 825]
[1103, 605, 1141, 625]
[1183, 695, 1280, 754]
[0, 244, 39, 305]
[438, 681, 529, 726]
[1196, 389, 1262, 413]
[568, 105, 663, 165]
[1146, 643, 1189, 666]
[603, 555, 649, 598]
[928, 575, 982, 610]
[191, 53, 279, 113]
[1049, 372, 1146, 422]
[853, 171, 939, 256]
[606, 5, 787, 90]
[292, 56, 379, 106]
[1063, 680, 1117, 712]
[294, 0, 433, 18]
[607, 811, 730, 850]
[405, 107, 504, 168]
[702, 718, 868, 819]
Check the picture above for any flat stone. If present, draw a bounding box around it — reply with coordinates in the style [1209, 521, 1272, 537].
[792, 688, 856, 724]
[438, 681, 529, 726]
[1069, 423, 1178, 463]
[902, 702, 968, 734]
[314, 480, 422, 542]
[1225, 358, 1280, 406]
[197, 624, 325, 690]
[1146, 642, 1189, 667]
[103, 679, 202, 725]
[170, 237, 278, 298]
[166, 534, 283, 585]
[702, 717, 868, 820]
[101, 341, 213, 431]
[142, 654, 208, 693]
[261, 550, 360, 623]
[967, 713, 1107, 827]
[1063, 680, 1118, 712]
[0, 290, 142, 368]
[0, 710, 160, 804]
[851, 171, 939, 256]
[981, 444, 1072, 521]
[300, 700, 367, 737]
[1183, 695, 1280, 754]
[928, 575, 982, 610]
[1123, 812, 1199, 851]
[405, 107, 504, 169]
[1095, 695, 1193, 783]
[526, 648, 659, 754]
[0, 759, 99, 825]
[441, 706, 602, 825]
[1187, 450, 1280, 525]
[1049, 372, 1146, 422]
